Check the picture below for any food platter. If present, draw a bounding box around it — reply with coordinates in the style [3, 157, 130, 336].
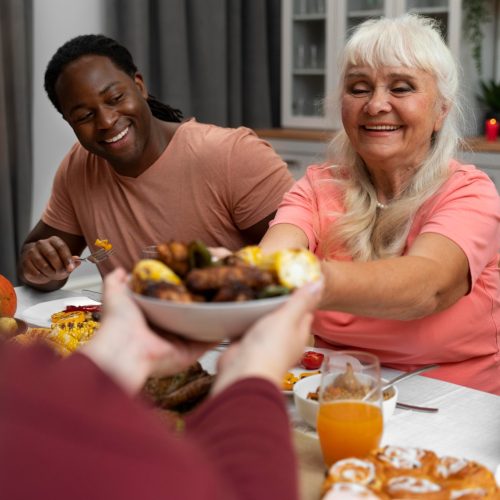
[18, 297, 101, 327]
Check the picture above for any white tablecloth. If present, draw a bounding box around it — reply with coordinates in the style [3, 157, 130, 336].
[15, 286, 500, 474]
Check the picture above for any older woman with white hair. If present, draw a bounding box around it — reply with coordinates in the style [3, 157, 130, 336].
[261, 14, 500, 394]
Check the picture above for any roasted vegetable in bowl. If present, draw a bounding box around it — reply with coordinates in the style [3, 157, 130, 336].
[131, 240, 321, 304]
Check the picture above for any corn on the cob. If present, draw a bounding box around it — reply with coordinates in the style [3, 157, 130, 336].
[265, 249, 321, 289]
[235, 246, 263, 266]
[47, 327, 80, 352]
[132, 259, 181, 285]
[52, 320, 100, 341]
[51, 310, 86, 325]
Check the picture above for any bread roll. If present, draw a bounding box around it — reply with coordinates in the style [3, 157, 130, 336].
[434, 456, 498, 494]
[383, 476, 448, 499]
[321, 446, 500, 500]
[371, 446, 437, 478]
[323, 458, 384, 493]
[323, 482, 385, 499]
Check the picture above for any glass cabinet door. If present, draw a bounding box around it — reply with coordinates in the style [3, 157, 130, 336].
[395, 0, 461, 58]
[345, 0, 392, 34]
[281, 0, 461, 129]
[282, 0, 329, 127]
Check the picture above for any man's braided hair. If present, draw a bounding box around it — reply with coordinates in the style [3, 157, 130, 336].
[44, 34, 183, 122]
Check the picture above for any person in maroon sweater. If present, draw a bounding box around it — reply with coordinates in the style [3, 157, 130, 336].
[1, 269, 323, 500]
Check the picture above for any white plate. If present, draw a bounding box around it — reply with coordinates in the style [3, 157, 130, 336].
[283, 347, 332, 395]
[19, 297, 101, 327]
[131, 290, 289, 342]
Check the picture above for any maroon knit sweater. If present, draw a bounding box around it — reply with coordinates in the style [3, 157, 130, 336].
[0, 344, 298, 500]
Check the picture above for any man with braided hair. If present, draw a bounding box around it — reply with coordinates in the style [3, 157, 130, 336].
[19, 35, 293, 291]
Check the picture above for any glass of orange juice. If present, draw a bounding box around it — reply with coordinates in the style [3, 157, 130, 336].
[317, 351, 383, 467]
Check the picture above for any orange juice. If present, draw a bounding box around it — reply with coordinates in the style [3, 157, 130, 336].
[317, 401, 383, 467]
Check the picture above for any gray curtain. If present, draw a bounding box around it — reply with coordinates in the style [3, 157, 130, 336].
[106, 0, 281, 127]
[0, 0, 32, 283]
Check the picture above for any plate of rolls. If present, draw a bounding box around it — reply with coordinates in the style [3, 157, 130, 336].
[321, 445, 500, 499]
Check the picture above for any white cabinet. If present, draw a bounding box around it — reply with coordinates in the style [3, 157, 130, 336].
[265, 135, 500, 193]
[457, 151, 500, 193]
[281, 0, 462, 129]
[267, 137, 329, 179]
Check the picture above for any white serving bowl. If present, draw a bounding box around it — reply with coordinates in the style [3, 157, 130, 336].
[293, 374, 398, 429]
[130, 290, 289, 342]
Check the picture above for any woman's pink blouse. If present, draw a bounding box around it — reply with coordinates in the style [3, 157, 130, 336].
[271, 161, 500, 394]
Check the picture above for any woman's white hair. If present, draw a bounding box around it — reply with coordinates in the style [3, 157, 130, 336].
[323, 14, 464, 261]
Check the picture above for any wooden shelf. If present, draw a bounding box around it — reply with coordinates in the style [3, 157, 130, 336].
[255, 128, 500, 153]
[255, 128, 332, 142]
[462, 136, 500, 153]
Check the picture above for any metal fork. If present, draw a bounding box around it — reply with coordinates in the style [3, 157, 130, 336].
[76, 247, 114, 264]
[396, 401, 439, 413]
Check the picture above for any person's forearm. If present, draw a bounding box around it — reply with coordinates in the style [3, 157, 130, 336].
[186, 378, 299, 500]
[320, 256, 462, 320]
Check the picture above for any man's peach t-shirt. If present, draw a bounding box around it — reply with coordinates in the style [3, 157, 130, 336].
[271, 161, 500, 394]
[43, 120, 293, 275]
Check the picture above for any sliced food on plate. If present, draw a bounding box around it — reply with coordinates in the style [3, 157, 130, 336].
[282, 349, 326, 392]
[10, 303, 102, 356]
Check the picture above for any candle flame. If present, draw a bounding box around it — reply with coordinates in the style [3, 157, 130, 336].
[489, 118, 497, 125]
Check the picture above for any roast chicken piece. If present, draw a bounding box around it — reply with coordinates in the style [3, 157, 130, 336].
[186, 265, 274, 293]
[157, 241, 190, 277]
[212, 282, 256, 302]
[143, 362, 214, 410]
[142, 281, 194, 303]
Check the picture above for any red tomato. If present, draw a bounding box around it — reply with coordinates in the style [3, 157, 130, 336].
[301, 351, 324, 370]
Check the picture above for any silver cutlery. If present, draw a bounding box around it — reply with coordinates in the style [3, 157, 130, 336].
[382, 364, 440, 392]
[396, 401, 439, 413]
[383, 364, 440, 413]
[76, 247, 114, 264]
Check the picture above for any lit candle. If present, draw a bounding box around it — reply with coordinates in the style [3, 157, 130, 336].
[485, 118, 499, 142]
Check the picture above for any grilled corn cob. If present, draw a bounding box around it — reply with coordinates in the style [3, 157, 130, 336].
[261, 248, 321, 288]
[235, 245, 263, 266]
[47, 327, 80, 352]
[50, 310, 100, 341]
[132, 259, 181, 285]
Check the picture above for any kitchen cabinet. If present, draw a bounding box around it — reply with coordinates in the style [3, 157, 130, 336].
[257, 129, 500, 192]
[281, 0, 462, 129]
[458, 151, 500, 193]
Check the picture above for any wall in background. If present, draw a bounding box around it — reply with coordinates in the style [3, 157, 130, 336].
[32, 0, 106, 287]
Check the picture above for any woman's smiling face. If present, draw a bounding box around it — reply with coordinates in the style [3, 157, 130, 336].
[341, 65, 448, 171]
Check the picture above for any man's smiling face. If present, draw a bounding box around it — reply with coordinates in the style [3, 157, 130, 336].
[55, 55, 153, 173]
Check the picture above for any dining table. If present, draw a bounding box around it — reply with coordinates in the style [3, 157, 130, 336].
[15, 285, 500, 500]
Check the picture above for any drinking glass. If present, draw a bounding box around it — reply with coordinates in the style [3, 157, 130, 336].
[141, 245, 159, 259]
[317, 351, 383, 467]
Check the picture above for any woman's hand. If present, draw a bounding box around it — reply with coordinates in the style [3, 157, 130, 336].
[212, 278, 324, 395]
[81, 268, 213, 395]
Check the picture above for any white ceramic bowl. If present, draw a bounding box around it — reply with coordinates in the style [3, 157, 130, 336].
[293, 374, 398, 429]
[130, 290, 289, 342]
